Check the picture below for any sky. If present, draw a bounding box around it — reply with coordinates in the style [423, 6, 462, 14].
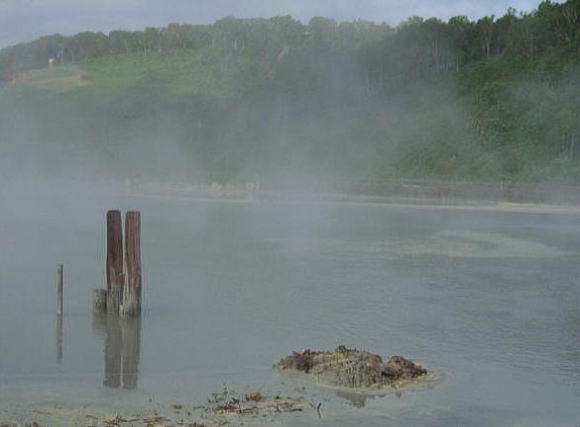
[0, 0, 551, 48]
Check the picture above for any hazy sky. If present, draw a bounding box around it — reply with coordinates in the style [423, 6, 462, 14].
[0, 0, 549, 48]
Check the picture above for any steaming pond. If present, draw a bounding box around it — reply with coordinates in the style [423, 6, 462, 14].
[1, 185, 580, 426]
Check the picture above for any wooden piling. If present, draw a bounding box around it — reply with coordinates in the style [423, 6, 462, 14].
[106, 210, 124, 315]
[122, 211, 141, 317]
[57, 264, 63, 315]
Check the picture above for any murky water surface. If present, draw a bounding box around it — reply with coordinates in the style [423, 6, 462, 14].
[1, 184, 580, 426]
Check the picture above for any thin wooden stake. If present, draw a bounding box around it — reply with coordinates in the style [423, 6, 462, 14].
[122, 211, 141, 317]
[106, 210, 124, 315]
[57, 264, 63, 316]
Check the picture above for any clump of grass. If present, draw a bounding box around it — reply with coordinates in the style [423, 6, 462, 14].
[276, 345, 428, 389]
[205, 385, 305, 417]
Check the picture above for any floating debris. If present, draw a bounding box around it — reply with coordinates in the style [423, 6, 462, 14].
[204, 386, 306, 418]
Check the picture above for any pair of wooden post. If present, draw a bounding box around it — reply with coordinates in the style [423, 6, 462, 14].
[100, 210, 142, 317]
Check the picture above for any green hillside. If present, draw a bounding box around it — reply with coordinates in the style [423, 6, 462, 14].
[6, 64, 89, 92]
[1, 1, 579, 183]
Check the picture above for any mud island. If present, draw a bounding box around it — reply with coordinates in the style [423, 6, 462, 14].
[276, 345, 434, 392]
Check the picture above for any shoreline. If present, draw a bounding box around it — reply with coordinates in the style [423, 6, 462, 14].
[6, 176, 580, 214]
[125, 181, 580, 215]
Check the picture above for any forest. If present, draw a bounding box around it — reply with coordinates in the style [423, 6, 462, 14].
[0, 0, 579, 184]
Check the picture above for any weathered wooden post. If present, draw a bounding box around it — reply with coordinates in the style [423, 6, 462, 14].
[122, 211, 142, 317]
[98, 210, 143, 388]
[106, 210, 124, 315]
[56, 264, 63, 315]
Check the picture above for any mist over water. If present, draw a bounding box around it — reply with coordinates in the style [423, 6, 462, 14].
[1, 182, 580, 426]
[2, 1, 580, 425]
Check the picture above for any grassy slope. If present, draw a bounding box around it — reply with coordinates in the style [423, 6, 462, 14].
[82, 50, 247, 98]
[7, 64, 90, 92]
[7, 49, 245, 98]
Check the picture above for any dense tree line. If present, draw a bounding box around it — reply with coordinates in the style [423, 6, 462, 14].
[1, 1, 578, 84]
[0, 0, 579, 182]
[0, 16, 387, 83]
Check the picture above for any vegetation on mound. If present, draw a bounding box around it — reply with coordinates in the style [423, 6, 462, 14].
[277, 346, 428, 389]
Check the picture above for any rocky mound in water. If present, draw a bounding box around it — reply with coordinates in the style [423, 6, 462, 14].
[276, 345, 429, 390]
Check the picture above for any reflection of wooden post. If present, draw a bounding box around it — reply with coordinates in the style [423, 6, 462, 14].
[55, 264, 64, 364]
[101, 315, 141, 389]
[104, 315, 122, 388]
[121, 317, 141, 389]
[56, 264, 63, 315]
[106, 211, 123, 315]
[93, 288, 107, 314]
[122, 212, 141, 317]
[91, 311, 107, 337]
[56, 314, 63, 364]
